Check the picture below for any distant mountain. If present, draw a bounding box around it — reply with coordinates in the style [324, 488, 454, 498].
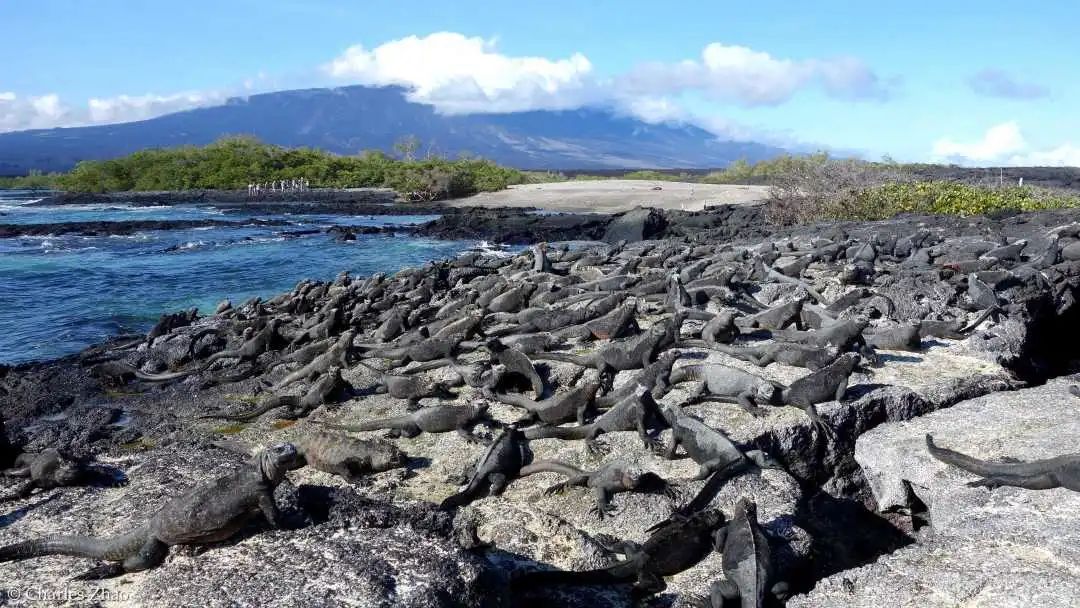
[0, 85, 783, 174]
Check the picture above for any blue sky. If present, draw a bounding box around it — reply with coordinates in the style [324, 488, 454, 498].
[1, 0, 1077, 164]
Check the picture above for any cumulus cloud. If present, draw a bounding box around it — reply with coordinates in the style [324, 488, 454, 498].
[87, 92, 224, 124]
[0, 93, 73, 132]
[0, 90, 223, 133]
[616, 43, 891, 106]
[323, 32, 600, 113]
[932, 121, 1079, 167]
[967, 69, 1048, 100]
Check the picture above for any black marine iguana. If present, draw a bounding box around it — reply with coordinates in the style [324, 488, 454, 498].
[534, 313, 681, 390]
[202, 319, 283, 368]
[214, 431, 406, 482]
[666, 364, 781, 416]
[594, 349, 681, 409]
[483, 338, 545, 398]
[709, 341, 839, 371]
[779, 352, 861, 438]
[202, 367, 350, 421]
[271, 330, 354, 390]
[441, 427, 533, 509]
[926, 435, 1080, 491]
[524, 385, 665, 455]
[0, 443, 303, 579]
[512, 509, 726, 601]
[0, 449, 121, 502]
[689, 498, 789, 608]
[492, 380, 601, 427]
[660, 404, 782, 481]
[324, 404, 494, 443]
[354, 360, 456, 409]
[520, 459, 675, 519]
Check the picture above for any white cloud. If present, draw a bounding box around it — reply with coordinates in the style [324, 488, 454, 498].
[932, 122, 1026, 162]
[932, 121, 1080, 167]
[87, 92, 223, 124]
[323, 32, 599, 113]
[0, 90, 222, 133]
[0, 93, 73, 132]
[617, 43, 891, 107]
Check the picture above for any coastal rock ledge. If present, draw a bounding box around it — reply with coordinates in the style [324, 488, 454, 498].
[790, 377, 1080, 608]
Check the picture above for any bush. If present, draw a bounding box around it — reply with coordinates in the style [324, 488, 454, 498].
[42, 136, 523, 199]
[843, 182, 1080, 220]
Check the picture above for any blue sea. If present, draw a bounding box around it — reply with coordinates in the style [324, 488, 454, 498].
[0, 191, 473, 364]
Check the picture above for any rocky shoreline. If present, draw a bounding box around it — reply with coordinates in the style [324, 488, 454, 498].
[1, 206, 1079, 607]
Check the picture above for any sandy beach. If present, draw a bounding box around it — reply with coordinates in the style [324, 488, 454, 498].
[449, 179, 771, 213]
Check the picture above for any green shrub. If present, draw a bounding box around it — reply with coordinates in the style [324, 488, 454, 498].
[42, 136, 523, 199]
[840, 182, 1080, 220]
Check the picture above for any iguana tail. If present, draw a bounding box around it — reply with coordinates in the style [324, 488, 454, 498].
[512, 566, 631, 589]
[400, 358, 454, 375]
[322, 415, 412, 433]
[926, 434, 1030, 477]
[956, 306, 998, 334]
[134, 369, 195, 383]
[0, 526, 148, 562]
[199, 396, 297, 422]
[532, 352, 591, 367]
[201, 349, 240, 366]
[519, 460, 587, 479]
[524, 424, 592, 441]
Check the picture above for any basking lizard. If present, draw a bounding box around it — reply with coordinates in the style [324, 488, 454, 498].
[926, 434, 1080, 491]
[0, 444, 303, 579]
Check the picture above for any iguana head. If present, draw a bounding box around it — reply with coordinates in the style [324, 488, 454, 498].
[756, 380, 782, 405]
[735, 497, 758, 521]
[691, 508, 726, 530]
[256, 443, 304, 483]
[368, 440, 408, 472]
[746, 450, 785, 471]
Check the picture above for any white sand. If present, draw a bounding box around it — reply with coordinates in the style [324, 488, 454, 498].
[449, 179, 770, 214]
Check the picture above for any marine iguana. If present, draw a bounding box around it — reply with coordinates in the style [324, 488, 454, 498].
[709, 341, 839, 371]
[0, 443, 303, 579]
[202, 319, 282, 368]
[689, 498, 789, 608]
[594, 349, 681, 409]
[519, 459, 675, 519]
[778, 352, 862, 439]
[926, 434, 1080, 491]
[88, 361, 197, 387]
[493, 380, 602, 427]
[271, 331, 354, 390]
[533, 313, 681, 390]
[865, 324, 922, 352]
[524, 385, 665, 455]
[441, 428, 533, 509]
[735, 296, 806, 331]
[265, 336, 334, 371]
[214, 431, 406, 482]
[659, 404, 780, 482]
[402, 357, 504, 391]
[202, 366, 350, 421]
[323, 404, 494, 443]
[918, 306, 997, 339]
[768, 318, 877, 364]
[0, 449, 117, 503]
[359, 333, 464, 368]
[666, 364, 781, 417]
[644, 448, 784, 534]
[483, 338, 545, 398]
[353, 360, 456, 409]
[512, 509, 725, 601]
